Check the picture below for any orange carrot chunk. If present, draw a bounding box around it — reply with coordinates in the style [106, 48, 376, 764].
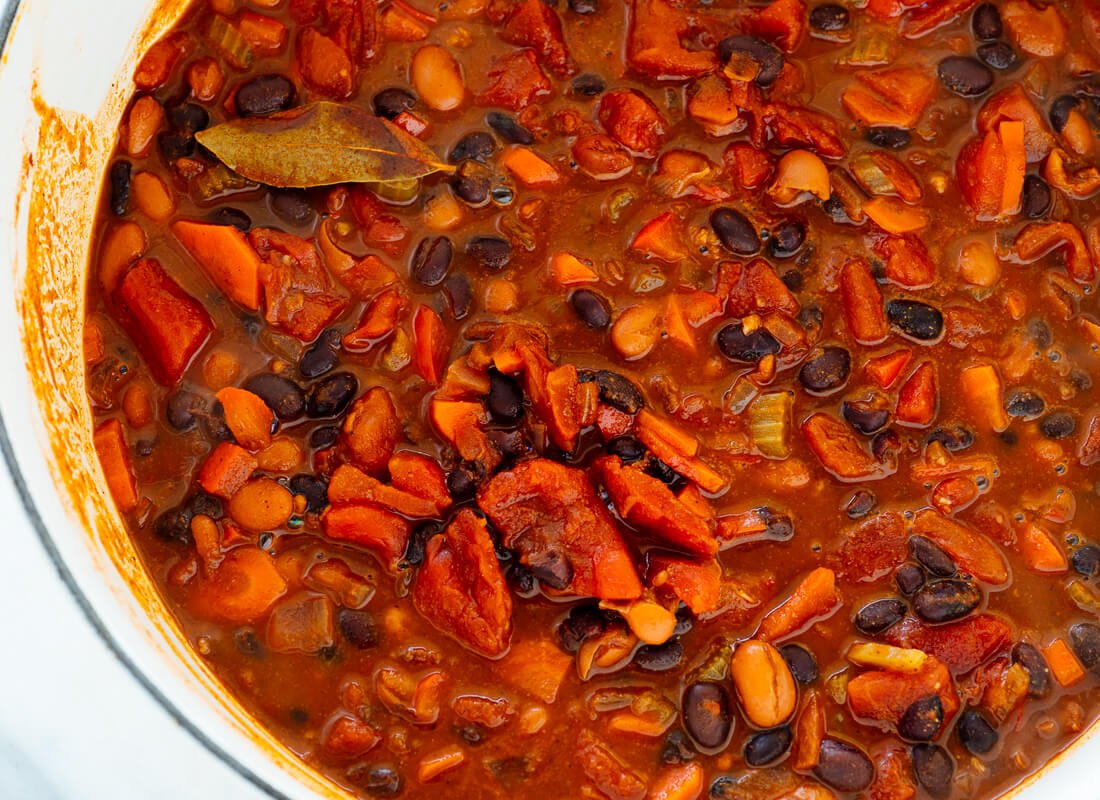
[198, 442, 259, 500]
[93, 419, 139, 512]
[172, 220, 263, 310]
[758, 567, 840, 642]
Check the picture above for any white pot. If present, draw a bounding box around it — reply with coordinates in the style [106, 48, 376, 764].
[0, 1, 1094, 798]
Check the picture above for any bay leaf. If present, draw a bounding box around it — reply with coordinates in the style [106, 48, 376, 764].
[194, 101, 454, 189]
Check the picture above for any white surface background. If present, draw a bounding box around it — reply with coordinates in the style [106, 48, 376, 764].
[0, 468, 271, 800]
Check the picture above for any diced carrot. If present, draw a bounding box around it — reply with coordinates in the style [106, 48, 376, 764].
[429, 398, 498, 467]
[959, 363, 1009, 432]
[193, 547, 287, 624]
[501, 146, 560, 186]
[549, 251, 599, 286]
[630, 211, 689, 262]
[382, 2, 432, 41]
[750, 0, 806, 52]
[1014, 221, 1094, 285]
[417, 747, 466, 783]
[863, 196, 929, 234]
[840, 259, 888, 345]
[1043, 638, 1085, 687]
[977, 84, 1053, 163]
[342, 289, 406, 351]
[636, 409, 699, 456]
[328, 464, 440, 517]
[198, 442, 258, 500]
[865, 349, 911, 389]
[388, 451, 452, 513]
[842, 86, 915, 128]
[793, 690, 826, 771]
[216, 387, 276, 450]
[662, 295, 696, 353]
[802, 412, 893, 481]
[1018, 522, 1068, 573]
[237, 11, 287, 53]
[93, 419, 139, 512]
[635, 410, 727, 493]
[117, 259, 213, 384]
[647, 762, 704, 800]
[412, 304, 449, 385]
[895, 361, 937, 428]
[998, 120, 1026, 216]
[758, 567, 840, 642]
[322, 503, 412, 570]
[904, 0, 978, 37]
[84, 317, 105, 366]
[172, 220, 263, 310]
[134, 32, 189, 90]
[322, 715, 382, 759]
[494, 638, 573, 704]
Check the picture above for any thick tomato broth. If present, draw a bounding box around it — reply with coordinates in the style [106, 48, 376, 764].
[84, 0, 1100, 798]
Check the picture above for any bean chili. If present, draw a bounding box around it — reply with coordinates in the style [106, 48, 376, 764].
[85, 0, 1100, 798]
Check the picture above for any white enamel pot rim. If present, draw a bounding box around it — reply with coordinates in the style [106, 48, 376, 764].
[0, 1, 1095, 798]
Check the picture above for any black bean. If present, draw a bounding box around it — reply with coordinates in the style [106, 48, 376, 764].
[585, 370, 645, 414]
[299, 329, 341, 379]
[842, 398, 890, 435]
[338, 608, 379, 648]
[1071, 369, 1092, 391]
[781, 269, 804, 292]
[158, 131, 195, 161]
[926, 425, 974, 452]
[447, 462, 483, 501]
[557, 603, 610, 653]
[710, 207, 761, 256]
[442, 274, 473, 321]
[779, 643, 819, 684]
[709, 776, 738, 799]
[760, 508, 794, 540]
[166, 389, 204, 431]
[937, 56, 994, 97]
[288, 474, 328, 513]
[872, 428, 902, 463]
[1029, 317, 1054, 348]
[769, 220, 806, 258]
[529, 549, 574, 589]
[634, 639, 685, 672]
[914, 579, 981, 623]
[854, 598, 907, 635]
[372, 87, 416, 119]
[813, 739, 874, 793]
[1021, 175, 1053, 220]
[899, 695, 943, 742]
[410, 236, 453, 287]
[234, 628, 263, 656]
[154, 506, 194, 544]
[1040, 411, 1076, 440]
[270, 189, 316, 227]
[798, 305, 824, 330]
[865, 127, 910, 149]
[1050, 94, 1079, 133]
[682, 682, 734, 750]
[571, 73, 606, 96]
[1070, 622, 1100, 673]
[886, 299, 943, 342]
[957, 708, 998, 755]
[1012, 642, 1053, 698]
[306, 372, 358, 418]
[244, 373, 306, 421]
[349, 762, 403, 797]
[978, 41, 1018, 70]
[1005, 390, 1045, 419]
[1073, 544, 1100, 577]
[207, 206, 251, 231]
[646, 457, 679, 486]
[717, 322, 781, 362]
[896, 563, 926, 596]
[310, 425, 339, 448]
[568, 0, 597, 13]
[465, 235, 512, 271]
[810, 3, 849, 30]
[487, 111, 534, 145]
[673, 604, 694, 636]
[449, 131, 497, 164]
[912, 744, 954, 798]
[744, 726, 792, 767]
[845, 489, 877, 519]
[607, 435, 646, 463]
[235, 74, 296, 116]
[799, 347, 851, 394]
[487, 370, 524, 422]
[109, 160, 131, 216]
[401, 522, 440, 568]
[570, 289, 612, 329]
[660, 731, 695, 765]
[972, 3, 1002, 39]
[169, 102, 209, 134]
[717, 35, 784, 87]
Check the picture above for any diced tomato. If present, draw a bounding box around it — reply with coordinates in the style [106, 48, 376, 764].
[802, 412, 895, 481]
[839, 259, 888, 345]
[630, 212, 689, 262]
[828, 511, 908, 583]
[388, 451, 452, 513]
[977, 84, 1053, 163]
[647, 555, 722, 616]
[322, 503, 411, 570]
[749, 0, 807, 52]
[297, 28, 355, 98]
[720, 258, 800, 318]
[885, 614, 1013, 673]
[911, 509, 1009, 584]
[412, 509, 513, 658]
[723, 142, 774, 190]
[895, 361, 937, 428]
[499, 0, 574, 77]
[627, 0, 719, 80]
[412, 304, 449, 386]
[598, 89, 669, 158]
[848, 657, 960, 733]
[478, 49, 552, 110]
[865, 349, 912, 389]
[874, 235, 935, 289]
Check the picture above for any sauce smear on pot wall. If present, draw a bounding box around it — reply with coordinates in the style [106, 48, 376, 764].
[84, 0, 1100, 797]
